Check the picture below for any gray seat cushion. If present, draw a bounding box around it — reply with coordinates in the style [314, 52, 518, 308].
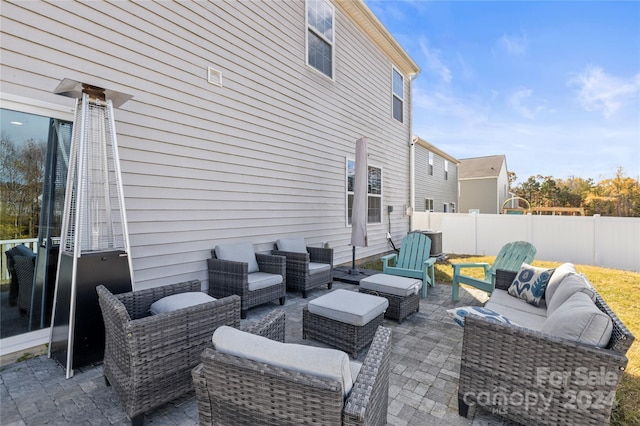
[212, 325, 355, 396]
[483, 302, 547, 331]
[149, 292, 216, 315]
[247, 272, 283, 291]
[215, 242, 259, 273]
[309, 262, 331, 275]
[276, 238, 307, 254]
[541, 292, 613, 348]
[308, 289, 388, 326]
[546, 273, 596, 316]
[360, 274, 422, 297]
[487, 289, 547, 315]
[545, 262, 577, 303]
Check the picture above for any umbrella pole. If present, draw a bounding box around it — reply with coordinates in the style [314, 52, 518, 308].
[349, 246, 359, 275]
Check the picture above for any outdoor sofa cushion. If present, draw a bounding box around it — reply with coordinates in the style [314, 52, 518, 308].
[507, 263, 554, 306]
[212, 325, 360, 397]
[149, 292, 216, 315]
[544, 262, 577, 302]
[214, 242, 259, 273]
[546, 273, 596, 315]
[309, 262, 331, 275]
[541, 291, 613, 347]
[276, 238, 307, 253]
[360, 274, 422, 297]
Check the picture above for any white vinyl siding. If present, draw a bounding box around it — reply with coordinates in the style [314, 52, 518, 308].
[1, 1, 413, 289]
[414, 143, 458, 213]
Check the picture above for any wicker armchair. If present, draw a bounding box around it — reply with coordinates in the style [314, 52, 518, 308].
[208, 242, 286, 318]
[272, 238, 333, 298]
[192, 325, 391, 425]
[5, 245, 36, 314]
[458, 269, 635, 426]
[97, 281, 248, 426]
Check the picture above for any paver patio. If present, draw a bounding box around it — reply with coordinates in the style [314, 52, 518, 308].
[1, 279, 519, 425]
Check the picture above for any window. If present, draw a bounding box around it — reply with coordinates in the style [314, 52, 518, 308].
[425, 198, 434, 212]
[306, 0, 334, 78]
[392, 68, 404, 122]
[444, 160, 449, 180]
[443, 203, 448, 213]
[428, 152, 433, 176]
[450, 203, 456, 213]
[347, 159, 382, 224]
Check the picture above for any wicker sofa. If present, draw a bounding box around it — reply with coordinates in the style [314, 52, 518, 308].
[457, 266, 635, 426]
[97, 280, 284, 426]
[192, 325, 392, 425]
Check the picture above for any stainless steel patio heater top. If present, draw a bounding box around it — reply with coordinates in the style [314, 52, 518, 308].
[49, 80, 133, 378]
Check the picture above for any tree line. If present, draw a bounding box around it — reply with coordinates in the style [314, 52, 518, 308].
[0, 132, 46, 239]
[509, 167, 640, 217]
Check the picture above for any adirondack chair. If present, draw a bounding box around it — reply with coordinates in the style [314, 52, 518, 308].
[451, 240, 536, 301]
[380, 232, 436, 297]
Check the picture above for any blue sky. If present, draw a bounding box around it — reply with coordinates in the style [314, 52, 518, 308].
[364, 0, 640, 183]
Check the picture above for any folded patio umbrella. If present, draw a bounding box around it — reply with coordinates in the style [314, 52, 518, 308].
[350, 137, 368, 273]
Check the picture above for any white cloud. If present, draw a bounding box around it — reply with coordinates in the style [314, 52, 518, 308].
[500, 32, 528, 55]
[569, 66, 640, 118]
[418, 38, 452, 83]
[507, 88, 549, 120]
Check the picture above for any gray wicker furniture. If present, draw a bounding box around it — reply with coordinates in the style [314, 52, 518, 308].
[5, 245, 36, 313]
[359, 274, 422, 323]
[458, 269, 635, 426]
[303, 289, 388, 358]
[208, 242, 286, 319]
[97, 281, 247, 426]
[192, 324, 391, 425]
[272, 238, 333, 298]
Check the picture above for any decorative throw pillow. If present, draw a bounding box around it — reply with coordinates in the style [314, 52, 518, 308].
[507, 263, 555, 306]
[446, 306, 517, 328]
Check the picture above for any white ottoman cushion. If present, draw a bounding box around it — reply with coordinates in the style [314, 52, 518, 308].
[360, 274, 422, 297]
[308, 289, 388, 327]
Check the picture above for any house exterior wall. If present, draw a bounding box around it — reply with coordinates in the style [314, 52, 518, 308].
[458, 178, 498, 214]
[1, 1, 417, 290]
[496, 160, 511, 212]
[414, 144, 458, 212]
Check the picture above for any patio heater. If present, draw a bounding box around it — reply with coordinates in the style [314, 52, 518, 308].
[49, 79, 134, 378]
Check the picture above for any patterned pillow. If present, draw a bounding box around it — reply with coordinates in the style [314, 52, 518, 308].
[446, 306, 517, 328]
[508, 263, 555, 306]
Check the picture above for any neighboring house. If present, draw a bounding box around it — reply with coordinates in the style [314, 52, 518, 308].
[413, 136, 459, 213]
[458, 155, 511, 214]
[0, 1, 419, 352]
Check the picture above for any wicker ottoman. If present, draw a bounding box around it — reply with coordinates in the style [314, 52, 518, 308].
[302, 289, 388, 358]
[359, 274, 422, 324]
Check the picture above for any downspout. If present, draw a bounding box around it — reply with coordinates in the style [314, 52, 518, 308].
[408, 73, 418, 232]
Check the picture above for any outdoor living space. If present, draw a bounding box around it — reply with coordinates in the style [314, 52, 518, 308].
[1, 279, 514, 426]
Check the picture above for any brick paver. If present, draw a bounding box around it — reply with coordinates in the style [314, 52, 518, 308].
[1, 280, 519, 425]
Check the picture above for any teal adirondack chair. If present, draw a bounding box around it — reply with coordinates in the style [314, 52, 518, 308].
[451, 241, 536, 301]
[381, 232, 436, 298]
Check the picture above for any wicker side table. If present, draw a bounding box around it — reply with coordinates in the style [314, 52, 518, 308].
[359, 274, 422, 324]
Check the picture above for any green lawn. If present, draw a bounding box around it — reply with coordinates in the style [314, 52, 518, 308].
[360, 255, 640, 425]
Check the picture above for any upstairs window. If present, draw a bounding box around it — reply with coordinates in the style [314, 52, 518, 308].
[307, 0, 334, 78]
[428, 152, 434, 175]
[444, 160, 449, 180]
[392, 68, 404, 122]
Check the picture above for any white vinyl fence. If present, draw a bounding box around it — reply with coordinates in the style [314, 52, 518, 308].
[413, 212, 640, 272]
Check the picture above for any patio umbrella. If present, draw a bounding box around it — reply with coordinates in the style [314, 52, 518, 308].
[349, 137, 368, 274]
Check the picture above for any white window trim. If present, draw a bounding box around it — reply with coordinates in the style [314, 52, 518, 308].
[305, 0, 335, 80]
[391, 66, 404, 123]
[0, 92, 74, 358]
[345, 157, 383, 226]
